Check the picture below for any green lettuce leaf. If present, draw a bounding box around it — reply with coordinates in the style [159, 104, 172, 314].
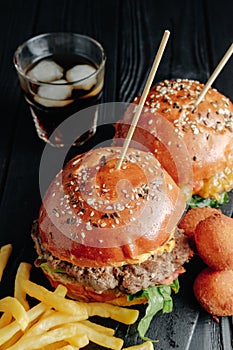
[40, 262, 67, 274]
[188, 192, 229, 209]
[128, 279, 180, 341]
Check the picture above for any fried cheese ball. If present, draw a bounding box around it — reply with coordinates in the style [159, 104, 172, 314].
[178, 207, 220, 240]
[194, 212, 233, 270]
[193, 268, 233, 316]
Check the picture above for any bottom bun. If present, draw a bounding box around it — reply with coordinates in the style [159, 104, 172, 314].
[43, 270, 148, 306]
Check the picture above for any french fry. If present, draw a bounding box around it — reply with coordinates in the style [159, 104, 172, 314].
[14, 262, 31, 310]
[59, 346, 79, 350]
[71, 322, 124, 350]
[0, 296, 29, 330]
[7, 324, 79, 350]
[0, 255, 144, 350]
[84, 302, 139, 324]
[123, 341, 154, 350]
[21, 279, 88, 319]
[0, 243, 12, 281]
[38, 341, 69, 350]
[22, 310, 91, 338]
[1, 330, 23, 350]
[66, 320, 115, 348]
[0, 302, 47, 346]
[0, 311, 12, 327]
[81, 319, 115, 336]
[52, 284, 68, 297]
[66, 332, 89, 348]
[0, 284, 67, 346]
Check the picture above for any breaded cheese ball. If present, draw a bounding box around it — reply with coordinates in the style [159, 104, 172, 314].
[178, 207, 220, 240]
[195, 212, 233, 270]
[194, 268, 233, 316]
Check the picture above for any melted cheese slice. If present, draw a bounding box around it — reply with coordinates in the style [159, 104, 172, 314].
[197, 166, 233, 199]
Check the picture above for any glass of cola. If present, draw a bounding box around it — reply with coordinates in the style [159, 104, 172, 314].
[14, 33, 106, 147]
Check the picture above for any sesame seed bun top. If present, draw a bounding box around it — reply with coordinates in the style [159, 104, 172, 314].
[37, 147, 185, 268]
[114, 79, 233, 196]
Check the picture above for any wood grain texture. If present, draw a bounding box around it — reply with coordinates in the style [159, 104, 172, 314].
[0, 0, 39, 201]
[204, 0, 233, 100]
[0, 1, 232, 349]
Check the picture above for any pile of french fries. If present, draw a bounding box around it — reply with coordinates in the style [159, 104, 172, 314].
[0, 244, 153, 350]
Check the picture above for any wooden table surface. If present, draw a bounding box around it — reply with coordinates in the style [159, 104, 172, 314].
[0, 1, 233, 349]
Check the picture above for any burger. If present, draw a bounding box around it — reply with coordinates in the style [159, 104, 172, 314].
[32, 147, 192, 310]
[114, 79, 233, 204]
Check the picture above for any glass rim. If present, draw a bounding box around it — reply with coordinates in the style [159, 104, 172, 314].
[13, 32, 106, 86]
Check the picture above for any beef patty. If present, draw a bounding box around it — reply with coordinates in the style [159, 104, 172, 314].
[32, 223, 191, 295]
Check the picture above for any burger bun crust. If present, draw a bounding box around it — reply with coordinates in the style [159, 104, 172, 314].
[38, 147, 185, 268]
[114, 79, 233, 194]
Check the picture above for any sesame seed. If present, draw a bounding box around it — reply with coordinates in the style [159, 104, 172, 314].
[87, 198, 95, 205]
[86, 222, 92, 231]
[117, 204, 125, 211]
[72, 158, 81, 166]
[106, 205, 113, 210]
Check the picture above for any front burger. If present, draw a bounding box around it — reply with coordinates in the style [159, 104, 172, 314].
[32, 147, 192, 306]
[114, 79, 233, 202]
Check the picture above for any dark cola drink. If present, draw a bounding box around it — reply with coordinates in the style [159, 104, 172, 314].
[24, 54, 104, 147]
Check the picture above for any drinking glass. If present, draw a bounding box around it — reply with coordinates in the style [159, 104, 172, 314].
[14, 32, 106, 147]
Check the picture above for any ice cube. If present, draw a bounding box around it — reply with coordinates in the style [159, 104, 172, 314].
[81, 80, 103, 98]
[34, 79, 73, 107]
[66, 64, 97, 90]
[28, 60, 64, 82]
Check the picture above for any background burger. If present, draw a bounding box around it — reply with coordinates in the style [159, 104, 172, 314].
[114, 79, 233, 207]
[32, 147, 192, 336]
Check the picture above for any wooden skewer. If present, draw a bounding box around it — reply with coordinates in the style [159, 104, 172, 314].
[116, 30, 170, 170]
[195, 43, 233, 106]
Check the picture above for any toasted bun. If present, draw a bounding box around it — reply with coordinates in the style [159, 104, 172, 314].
[43, 269, 147, 306]
[194, 268, 233, 316]
[195, 212, 233, 270]
[38, 147, 185, 268]
[114, 79, 233, 196]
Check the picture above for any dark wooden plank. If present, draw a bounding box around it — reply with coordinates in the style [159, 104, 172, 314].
[0, 0, 39, 199]
[117, 0, 210, 103]
[203, 0, 233, 101]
